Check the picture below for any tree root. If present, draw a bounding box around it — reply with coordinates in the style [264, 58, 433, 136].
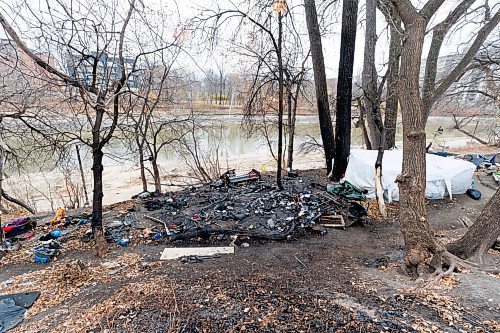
[425, 249, 475, 288]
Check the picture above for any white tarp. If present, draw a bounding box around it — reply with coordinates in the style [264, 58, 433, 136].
[344, 149, 476, 202]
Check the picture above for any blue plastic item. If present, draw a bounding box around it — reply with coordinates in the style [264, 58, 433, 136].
[117, 238, 129, 246]
[34, 255, 50, 263]
[50, 230, 62, 238]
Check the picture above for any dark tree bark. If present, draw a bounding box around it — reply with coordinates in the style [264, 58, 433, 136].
[447, 187, 500, 262]
[286, 88, 295, 170]
[362, 0, 380, 149]
[277, 11, 284, 189]
[1, 191, 35, 214]
[382, 3, 401, 150]
[332, 0, 359, 181]
[304, 0, 336, 173]
[362, 0, 387, 217]
[91, 106, 108, 256]
[0, 2, 135, 257]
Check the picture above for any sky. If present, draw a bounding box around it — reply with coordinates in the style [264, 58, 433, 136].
[0, 0, 498, 80]
[174, 0, 497, 79]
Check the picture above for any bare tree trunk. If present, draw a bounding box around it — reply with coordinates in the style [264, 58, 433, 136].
[357, 97, 372, 150]
[76, 144, 90, 206]
[384, 7, 401, 150]
[152, 157, 161, 193]
[332, 0, 359, 181]
[277, 11, 284, 189]
[362, 0, 388, 217]
[138, 145, 148, 192]
[374, 119, 387, 218]
[362, 0, 381, 149]
[286, 89, 294, 170]
[396, 15, 439, 277]
[304, 0, 336, 173]
[91, 107, 108, 257]
[447, 187, 500, 262]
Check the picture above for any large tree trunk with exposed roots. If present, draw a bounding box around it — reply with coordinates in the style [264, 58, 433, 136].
[447, 187, 500, 262]
[396, 16, 440, 277]
[304, 0, 336, 173]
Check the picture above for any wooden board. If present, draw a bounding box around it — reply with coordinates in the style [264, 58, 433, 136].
[160, 246, 235, 260]
[318, 215, 345, 229]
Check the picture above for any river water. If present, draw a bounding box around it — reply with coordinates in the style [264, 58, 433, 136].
[4, 115, 495, 212]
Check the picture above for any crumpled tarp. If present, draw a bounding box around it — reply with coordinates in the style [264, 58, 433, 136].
[327, 181, 366, 201]
[0, 298, 26, 332]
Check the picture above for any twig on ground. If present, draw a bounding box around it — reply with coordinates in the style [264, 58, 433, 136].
[293, 252, 307, 268]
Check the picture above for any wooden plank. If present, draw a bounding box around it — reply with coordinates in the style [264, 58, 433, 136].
[318, 215, 345, 229]
[160, 246, 235, 260]
[321, 224, 345, 228]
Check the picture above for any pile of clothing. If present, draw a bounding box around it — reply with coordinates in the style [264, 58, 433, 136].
[2, 218, 36, 240]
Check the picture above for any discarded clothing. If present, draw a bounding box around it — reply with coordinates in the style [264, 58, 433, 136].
[34, 240, 60, 263]
[327, 181, 366, 201]
[2, 218, 36, 239]
[50, 208, 67, 224]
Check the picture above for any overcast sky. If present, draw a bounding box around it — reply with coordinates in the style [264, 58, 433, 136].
[1, 0, 497, 80]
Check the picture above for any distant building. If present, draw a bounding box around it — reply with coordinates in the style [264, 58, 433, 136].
[422, 53, 494, 107]
[66, 52, 140, 90]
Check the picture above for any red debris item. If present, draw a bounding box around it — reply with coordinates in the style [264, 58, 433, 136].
[22, 232, 35, 239]
[3, 225, 14, 233]
[193, 213, 200, 219]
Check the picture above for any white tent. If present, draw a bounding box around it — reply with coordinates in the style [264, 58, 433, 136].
[344, 149, 476, 201]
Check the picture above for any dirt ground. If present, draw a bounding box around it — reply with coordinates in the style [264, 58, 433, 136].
[0, 170, 498, 333]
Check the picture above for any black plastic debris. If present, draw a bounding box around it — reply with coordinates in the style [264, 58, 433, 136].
[0, 292, 40, 332]
[0, 292, 40, 308]
[466, 188, 481, 200]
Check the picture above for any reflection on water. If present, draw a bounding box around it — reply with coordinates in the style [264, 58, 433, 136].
[100, 115, 493, 167]
[8, 115, 496, 173]
[4, 115, 496, 211]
